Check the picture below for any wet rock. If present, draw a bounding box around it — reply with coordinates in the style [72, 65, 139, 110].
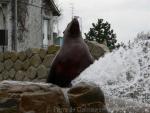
[68, 82, 109, 113]
[85, 40, 110, 59]
[0, 81, 69, 113]
[0, 81, 149, 113]
[20, 91, 67, 113]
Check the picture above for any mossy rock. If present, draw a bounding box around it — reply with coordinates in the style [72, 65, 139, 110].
[18, 51, 27, 61]
[47, 45, 60, 54]
[0, 53, 4, 62]
[30, 54, 41, 68]
[4, 52, 12, 60]
[39, 48, 47, 59]
[11, 52, 18, 62]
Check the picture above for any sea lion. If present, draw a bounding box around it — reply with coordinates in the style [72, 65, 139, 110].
[47, 18, 94, 87]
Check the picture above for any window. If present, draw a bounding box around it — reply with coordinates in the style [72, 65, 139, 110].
[42, 19, 49, 48]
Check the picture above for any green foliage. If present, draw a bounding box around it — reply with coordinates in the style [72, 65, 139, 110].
[85, 19, 119, 51]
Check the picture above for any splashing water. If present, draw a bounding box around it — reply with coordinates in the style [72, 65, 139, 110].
[73, 39, 150, 104]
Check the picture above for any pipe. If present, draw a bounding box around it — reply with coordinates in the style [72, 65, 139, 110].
[11, 0, 17, 51]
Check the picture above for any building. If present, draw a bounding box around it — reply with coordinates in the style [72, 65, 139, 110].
[0, 0, 60, 52]
[53, 32, 63, 46]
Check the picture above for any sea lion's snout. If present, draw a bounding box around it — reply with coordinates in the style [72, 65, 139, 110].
[72, 18, 79, 24]
[69, 18, 80, 35]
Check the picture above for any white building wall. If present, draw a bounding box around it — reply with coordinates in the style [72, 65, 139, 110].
[0, 0, 56, 52]
[17, 0, 54, 51]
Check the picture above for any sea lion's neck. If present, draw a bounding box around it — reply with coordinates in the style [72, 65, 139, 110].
[63, 35, 83, 46]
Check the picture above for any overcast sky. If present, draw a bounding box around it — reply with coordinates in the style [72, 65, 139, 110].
[56, 0, 150, 43]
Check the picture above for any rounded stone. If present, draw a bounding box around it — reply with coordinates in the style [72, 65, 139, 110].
[0, 53, 4, 62]
[47, 45, 60, 54]
[11, 52, 18, 62]
[85, 40, 95, 52]
[31, 48, 40, 54]
[18, 51, 27, 61]
[8, 69, 16, 79]
[32, 79, 46, 83]
[14, 60, 23, 71]
[15, 71, 25, 81]
[0, 62, 4, 73]
[26, 48, 40, 58]
[43, 54, 55, 68]
[37, 65, 48, 79]
[2, 70, 9, 80]
[4, 59, 13, 71]
[4, 51, 12, 60]
[86, 41, 110, 59]
[0, 74, 3, 81]
[23, 77, 31, 82]
[22, 59, 30, 70]
[20, 85, 68, 113]
[30, 54, 42, 68]
[68, 82, 109, 113]
[39, 48, 47, 59]
[25, 48, 33, 58]
[26, 66, 37, 80]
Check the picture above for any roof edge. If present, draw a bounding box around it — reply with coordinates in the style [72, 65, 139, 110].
[49, 0, 60, 16]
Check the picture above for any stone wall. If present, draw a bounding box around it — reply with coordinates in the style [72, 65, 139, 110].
[0, 41, 109, 82]
[0, 45, 60, 82]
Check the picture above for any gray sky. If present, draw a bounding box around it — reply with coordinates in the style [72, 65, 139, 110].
[57, 0, 150, 43]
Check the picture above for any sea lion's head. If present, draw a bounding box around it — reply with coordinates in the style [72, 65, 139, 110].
[63, 18, 81, 38]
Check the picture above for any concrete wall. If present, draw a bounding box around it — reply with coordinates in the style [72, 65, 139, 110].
[0, 2, 12, 52]
[0, 0, 57, 52]
[17, 0, 54, 51]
